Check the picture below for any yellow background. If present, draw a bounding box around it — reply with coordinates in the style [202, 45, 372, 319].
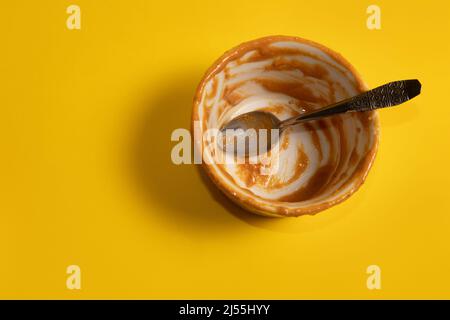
[1, 0, 449, 299]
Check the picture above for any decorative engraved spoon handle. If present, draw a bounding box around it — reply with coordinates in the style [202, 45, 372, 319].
[279, 79, 421, 129]
[345, 79, 421, 111]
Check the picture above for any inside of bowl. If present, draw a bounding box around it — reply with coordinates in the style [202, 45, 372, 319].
[196, 37, 378, 213]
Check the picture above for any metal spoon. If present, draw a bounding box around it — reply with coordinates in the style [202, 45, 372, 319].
[220, 79, 421, 155]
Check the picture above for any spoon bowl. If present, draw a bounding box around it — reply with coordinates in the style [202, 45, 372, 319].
[219, 111, 281, 156]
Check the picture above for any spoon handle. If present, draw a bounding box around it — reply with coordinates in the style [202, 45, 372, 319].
[279, 79, 421, 129]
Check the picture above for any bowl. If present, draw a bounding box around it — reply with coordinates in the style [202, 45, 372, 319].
[192, 35, 379, 217]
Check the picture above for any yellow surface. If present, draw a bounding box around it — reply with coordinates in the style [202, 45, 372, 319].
[1, 0, 449, 299]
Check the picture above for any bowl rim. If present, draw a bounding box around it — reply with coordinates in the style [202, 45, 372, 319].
[192, 35, 380, 217]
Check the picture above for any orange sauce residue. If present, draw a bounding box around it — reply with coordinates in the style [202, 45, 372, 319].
[235, 146, 310, 191]
[268, 147, 309, 189]
[256, 78, 328, 105]
[201, 36, 373, 204]
[277, 164, 335, 202]
[267, 57, 329, 79]
[236, 163, 266, 188]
